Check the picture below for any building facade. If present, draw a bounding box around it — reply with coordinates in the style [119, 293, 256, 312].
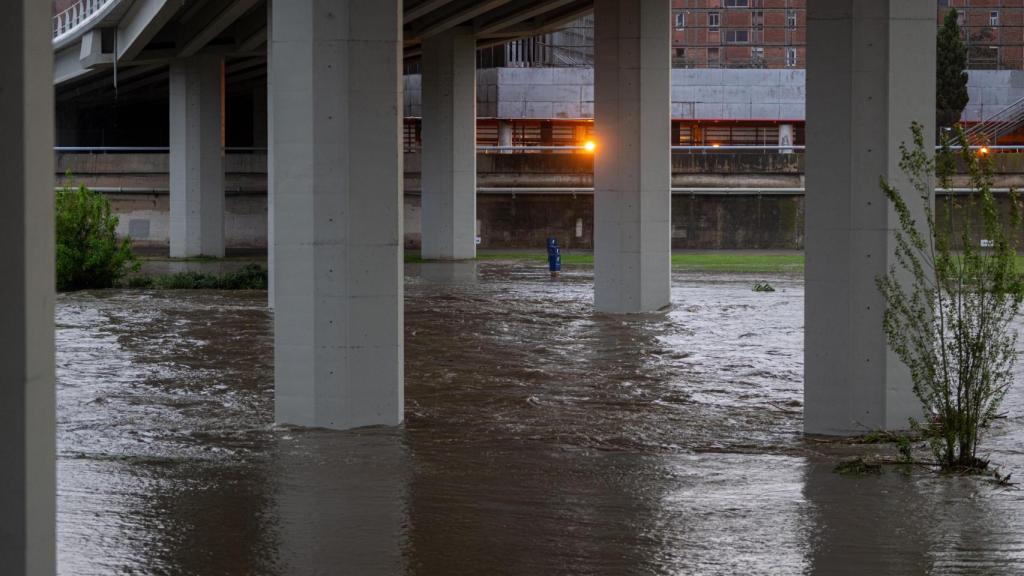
[940, 1, 1024, 70]
[671, 0, 807, 69]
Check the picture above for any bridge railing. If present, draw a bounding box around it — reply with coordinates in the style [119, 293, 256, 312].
[53, 0, 114, 41]
[54, 147, 267, 153]
[52, 144, 1024, 155]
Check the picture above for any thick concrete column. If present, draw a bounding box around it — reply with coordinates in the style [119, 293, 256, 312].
[593, 0, 672, 313]
[805, 0, 935, 435]
[267, 0, 275, 308]
[0, 0, 55, 573]
[271, 0, 403, 429]
[169, 55, 225, 258]
[421, 27, 477, 260]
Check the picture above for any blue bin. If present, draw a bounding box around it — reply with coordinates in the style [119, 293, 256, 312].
[547, 238, 561, 273]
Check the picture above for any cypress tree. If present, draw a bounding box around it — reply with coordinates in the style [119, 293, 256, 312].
[937, 9, 970, 131]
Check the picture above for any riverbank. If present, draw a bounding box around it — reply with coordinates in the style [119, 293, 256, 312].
[409, 249, 806, 273]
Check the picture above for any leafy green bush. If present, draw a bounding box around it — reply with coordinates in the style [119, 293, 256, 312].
[56, 185, 137, 291]
[128, 264, 267, 290]
[877, 123, 1024, 470]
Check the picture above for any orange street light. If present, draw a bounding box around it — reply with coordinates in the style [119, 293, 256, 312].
[583, 140, 596, 153]
[979, 146, 990, 156]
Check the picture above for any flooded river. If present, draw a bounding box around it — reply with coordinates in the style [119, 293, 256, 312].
[56, 262, 1024, 575]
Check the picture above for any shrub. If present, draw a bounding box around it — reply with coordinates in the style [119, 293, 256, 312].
[128, 264, 268, 290]
[56, 184, 137, 291]
[877, 123, 1024, 470]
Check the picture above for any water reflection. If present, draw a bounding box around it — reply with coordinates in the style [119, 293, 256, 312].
[272, 429, 408, 575]
[56, 264, 1024, 575]
[803, 461, 1024, 575]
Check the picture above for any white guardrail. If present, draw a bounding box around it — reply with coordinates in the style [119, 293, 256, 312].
[53, 0, 114, 41]
[54, 145, 1024, 154]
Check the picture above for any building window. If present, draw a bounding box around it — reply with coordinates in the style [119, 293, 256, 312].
[725, 0, 749, 7]
[725, 30, 750, 44]
[785, 47, 797, 67]
[708, 11, 720, 30]
[708, 47, 721, 68]
[753, 10, 764, 31]
[990, 11, 999, 26]
[673, 47, 688, 67]
[674, 11, 685, 30]
[751, 46, 764, 66]
[786, 9, 797, 30]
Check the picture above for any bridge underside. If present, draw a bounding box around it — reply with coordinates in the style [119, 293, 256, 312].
[4, 1, 935, 572]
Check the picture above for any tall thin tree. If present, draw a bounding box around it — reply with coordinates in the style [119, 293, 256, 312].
[937, 8, 970, 132]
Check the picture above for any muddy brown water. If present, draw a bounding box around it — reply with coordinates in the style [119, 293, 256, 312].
[57, 262, 1024, 575]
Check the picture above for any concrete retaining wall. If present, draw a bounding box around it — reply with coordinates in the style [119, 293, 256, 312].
[404, 67, 1024, 121]
[56, 150, 1024, 253]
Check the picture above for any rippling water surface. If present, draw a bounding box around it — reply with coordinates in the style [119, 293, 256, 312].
[56, 262, 1024, 575]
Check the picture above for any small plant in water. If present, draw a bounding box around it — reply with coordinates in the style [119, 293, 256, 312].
[876, 123, 1024, 471]
[834, 457, 882, 476]
[752, 282, 775, 292]
[56, 183, 137, 291]
[897, 436, 914, 464]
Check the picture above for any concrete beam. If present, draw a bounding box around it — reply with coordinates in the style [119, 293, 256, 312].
[421, 26, 477, 260]
[178, 0, 262, 57]
[271, 0, 403, 429]
[593, 0, 671, 313]
[405, 0, 458, 24]
[804, 0, 936, 435]
[117, 0, 186, 61]
[0, 0, 56, 574]
[53, 44, 93, 85]
[169, 55, 225, 258]
[236, 26, 267, 53]
[475, 0, 577, 36]
[478, 1, 593, 40]
[415, 0, 511, 39]
[79, 29, 113, 69]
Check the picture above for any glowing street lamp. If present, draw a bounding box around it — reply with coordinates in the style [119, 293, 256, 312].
[583, 140, 596, 153]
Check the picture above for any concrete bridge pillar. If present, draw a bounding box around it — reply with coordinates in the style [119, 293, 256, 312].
[169, 55, 225, 258]
[270, 0, 403, 429]
[0, 0, 55, 573]
[593, 0, 672, 313]
[804, 0, 935, 435]
[421, 26, 477, 260]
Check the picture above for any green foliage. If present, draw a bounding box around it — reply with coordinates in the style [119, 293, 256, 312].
[876, 123, 1024, 470]
[897, 436, 914, 464]
[937, 9, 970, 130]
[128, 264, 267, 290]
[56, 184, 137, 291]
[834, 457, 882, 476]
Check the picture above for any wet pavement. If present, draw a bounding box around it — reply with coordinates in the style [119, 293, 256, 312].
[57, 262, 1024, 575]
